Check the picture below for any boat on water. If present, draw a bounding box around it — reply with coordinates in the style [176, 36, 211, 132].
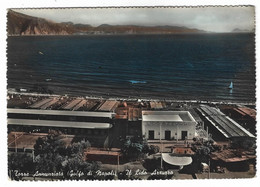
[19, 88, 27, 92]
[129, 80, 147, 84]
[228, 81, 233, 89]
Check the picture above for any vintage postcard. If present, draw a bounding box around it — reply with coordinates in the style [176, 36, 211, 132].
[6, 6, 256, 181]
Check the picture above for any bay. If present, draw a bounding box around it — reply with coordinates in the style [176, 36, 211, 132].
[7, 33, 256, 103]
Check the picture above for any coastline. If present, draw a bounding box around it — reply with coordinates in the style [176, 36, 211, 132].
[7, 89, 256, 107]
[7, 32, 254, 37]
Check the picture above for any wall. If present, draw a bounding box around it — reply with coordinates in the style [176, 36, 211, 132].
[142, 121, 196, 140]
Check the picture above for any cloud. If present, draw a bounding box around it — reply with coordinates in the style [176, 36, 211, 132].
[14, 6, 255, 32]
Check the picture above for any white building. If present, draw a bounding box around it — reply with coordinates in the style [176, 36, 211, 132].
[142, 111, 197, 140]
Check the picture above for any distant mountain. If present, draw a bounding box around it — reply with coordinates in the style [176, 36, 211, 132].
[91, 24, 205, 34]
[232, 28, 252, 33]
[7, 10, 206, 36]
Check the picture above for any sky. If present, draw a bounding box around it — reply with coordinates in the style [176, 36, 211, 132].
[14, 6, 255, 33]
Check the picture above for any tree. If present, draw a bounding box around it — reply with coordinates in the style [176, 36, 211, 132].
[34, 131, 67, 157]
[62, 140, 100, 179]
[121, 137, 143, 160]
[231, 138, 256, 150]
[33, 131, 99, 180]
[34, 131, 67, 173]
[62, 154, 100, 180]
[8, 131, 100, 180]
[142, 157, 161, 172]
[142, 144, 160, 155]
[120, 137, 159, 161]
[196, 146, 211, 163]
[193, 140, 215, 167]
[67, 140, 91, 157]
[8, 153, 34, 180]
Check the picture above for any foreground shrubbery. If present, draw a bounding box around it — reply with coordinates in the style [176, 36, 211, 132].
[8, 131, 100, 180]
[120, 137, 159, 161]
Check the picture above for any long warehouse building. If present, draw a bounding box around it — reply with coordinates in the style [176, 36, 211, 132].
[197, 105, 255, 140]
[8, 108, 115, 133]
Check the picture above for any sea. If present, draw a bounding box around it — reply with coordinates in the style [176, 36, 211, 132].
[7, 33, 256, 104]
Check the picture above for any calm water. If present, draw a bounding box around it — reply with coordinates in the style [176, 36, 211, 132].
[7, 34, 256, 103]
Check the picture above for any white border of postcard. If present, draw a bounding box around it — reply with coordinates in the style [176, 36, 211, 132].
[0, 0, 259, 187]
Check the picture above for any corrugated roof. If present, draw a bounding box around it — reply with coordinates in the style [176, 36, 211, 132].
[30, 98, 52, 108]
[73, 100, 87, 110]
[62, 99, 82, 110]
[98, 100, 119, 111]
[40, 98, 59, 109]
[236, 107, 256, 120]
[7, 108, 115, 118]
[150, 101, 164, 109]
[210, 149, 256, 163]
[199, 105, 255, 138]
[8, 119, 112, 129]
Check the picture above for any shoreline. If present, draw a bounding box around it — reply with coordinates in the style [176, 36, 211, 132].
[7, 32, 254, 37]
[7, 90, 256, 107]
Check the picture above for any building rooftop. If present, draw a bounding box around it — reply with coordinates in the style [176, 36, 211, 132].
[98, 100, 119, 112]
[62, 99, 82, 110]
[150, 101, 165, 109]
[7, 94, 101, 111]
[8, 119, 112, 129]
[198, 105, 255, 138]
[210, 149, 256, 163]
[235, 107, 256, 120]
[162, 153, 192, 166]
[142, 111, 196, 122]
[7, 108, 115, 118]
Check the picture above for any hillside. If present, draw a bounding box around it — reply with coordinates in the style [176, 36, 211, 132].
[7, 10, 75, 35]
[89, 24, 204, 34]
[7, 10, 206, 35]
